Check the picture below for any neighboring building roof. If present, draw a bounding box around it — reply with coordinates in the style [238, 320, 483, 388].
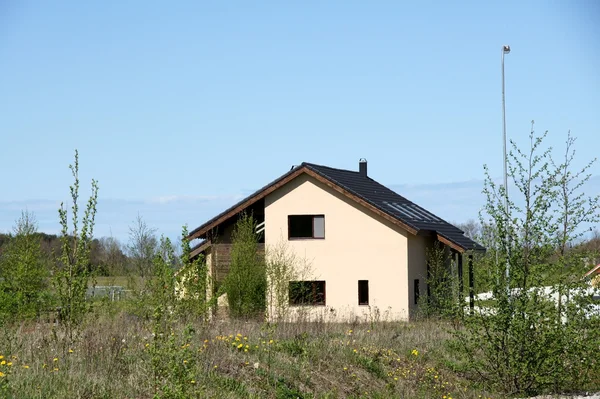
[188, 162, 485, 253]
[584, 264, 600, 278]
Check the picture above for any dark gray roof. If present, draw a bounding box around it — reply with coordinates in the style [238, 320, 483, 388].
[188, 161, 485, 252]
[302, 162, 485, 252]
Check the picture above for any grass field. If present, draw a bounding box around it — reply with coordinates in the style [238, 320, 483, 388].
[0, 304, 503, 399]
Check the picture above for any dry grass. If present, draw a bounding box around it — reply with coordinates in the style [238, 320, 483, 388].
[0, 304, 503, 399]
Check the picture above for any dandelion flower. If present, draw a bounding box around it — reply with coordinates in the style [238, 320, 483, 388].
[53, 358, 58, 362]
[7, 362, 12, 367]
[190, 380, 196, 384]
[0, 372, 4, 377]
[411, 349, 419, 356]
[23, 365, 30, 369]
[0, 360, 5, 365]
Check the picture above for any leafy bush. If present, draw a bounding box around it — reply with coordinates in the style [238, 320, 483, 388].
[224, 213, 266, 319]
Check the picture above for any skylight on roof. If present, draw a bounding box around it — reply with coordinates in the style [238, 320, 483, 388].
[383, 201, 443, 223]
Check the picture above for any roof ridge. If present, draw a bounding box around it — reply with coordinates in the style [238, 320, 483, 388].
[302, 162, 361, 174]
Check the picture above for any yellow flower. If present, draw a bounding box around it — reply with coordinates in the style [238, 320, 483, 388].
[7, 362, 12, 367]
[0, 371, 4, 377]
[0, 360, 5, 365]
[411, 349, 419, 356]
[190, 380, 196, 384]
[68, 349, 74, 353]
[0, 356, 3, 360]
[22, 365, 30, 369]
[53, 367, 59, 371]
[183, 360, 188, 364]
[53, 358, 58, 362]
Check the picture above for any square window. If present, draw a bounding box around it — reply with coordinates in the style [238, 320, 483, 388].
[288, 215, 325, 239]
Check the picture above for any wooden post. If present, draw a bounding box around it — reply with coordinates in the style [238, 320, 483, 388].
[458, 252, 464, 312]
[468, 254, 475, 312]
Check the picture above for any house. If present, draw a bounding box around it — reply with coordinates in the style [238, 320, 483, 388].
[187, 160, 485, 322]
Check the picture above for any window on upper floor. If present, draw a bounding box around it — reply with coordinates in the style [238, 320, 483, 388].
[289, 281, 326, 306]
[288, 215, 325, 239]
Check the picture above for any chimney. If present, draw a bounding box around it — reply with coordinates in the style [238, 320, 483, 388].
[359, 158, 367, 177]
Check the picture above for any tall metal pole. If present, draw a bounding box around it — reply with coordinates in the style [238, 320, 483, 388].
[502, 45, 511, 294]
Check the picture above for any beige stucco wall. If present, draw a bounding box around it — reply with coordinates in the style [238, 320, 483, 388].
[407, 234, 434, 317]
[264, 173, 417, 322]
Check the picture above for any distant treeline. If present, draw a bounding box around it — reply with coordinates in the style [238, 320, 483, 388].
[0, 231, 130, 277]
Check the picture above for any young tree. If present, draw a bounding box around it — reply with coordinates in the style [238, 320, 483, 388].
[224, 212, 266, 319]
[53, 150, 99, 338]
[265, 237, 314, 322]
[174, 225, 210, 320]
[0, 211, 49, 321]
[452, 123, 600, 395]
[418, 242, 457, 319]
[127, 214, 158, 280]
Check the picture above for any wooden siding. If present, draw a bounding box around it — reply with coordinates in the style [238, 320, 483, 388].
[212, 243, 265, 283]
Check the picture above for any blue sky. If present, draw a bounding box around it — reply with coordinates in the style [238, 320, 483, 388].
[1, 1, 599, 242]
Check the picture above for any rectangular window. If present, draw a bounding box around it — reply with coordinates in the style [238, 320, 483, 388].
[414, 279, 420, 305]
[289, 281, 326, 306]
[288, 215, 325, 239]
[358, 280, 369, 305]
